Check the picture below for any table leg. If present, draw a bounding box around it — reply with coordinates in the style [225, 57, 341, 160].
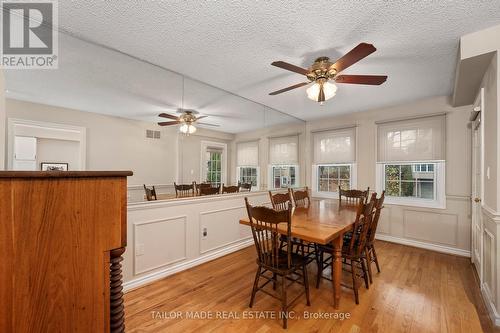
[332, 235, 342, 309]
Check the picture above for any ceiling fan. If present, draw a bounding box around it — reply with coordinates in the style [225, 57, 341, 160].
[269, 43, 387, 104]
[157, 109, 219, 134]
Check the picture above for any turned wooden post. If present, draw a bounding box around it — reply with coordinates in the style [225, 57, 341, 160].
[110, 247, 126, 333]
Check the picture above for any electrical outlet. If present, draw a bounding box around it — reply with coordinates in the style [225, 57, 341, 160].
[136, 243, 145, 256]
[202, 227, 208, 239]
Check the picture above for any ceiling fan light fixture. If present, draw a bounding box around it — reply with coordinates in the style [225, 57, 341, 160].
[179, 123, 196, 135]
[306, 81, 337, 103]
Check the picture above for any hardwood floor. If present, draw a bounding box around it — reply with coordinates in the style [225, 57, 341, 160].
[125, 241, 499, 332]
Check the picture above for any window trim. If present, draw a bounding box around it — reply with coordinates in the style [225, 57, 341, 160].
[236, 166, 260, 190]
[268, 164, 299, 190]
[311, 163, 357, 199]
[376, 160, 446, 209]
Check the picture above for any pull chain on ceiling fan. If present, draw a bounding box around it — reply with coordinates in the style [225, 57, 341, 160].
[269, 43, 388, 104]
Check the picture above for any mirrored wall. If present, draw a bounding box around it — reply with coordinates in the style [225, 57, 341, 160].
[4, 29, 306, 202]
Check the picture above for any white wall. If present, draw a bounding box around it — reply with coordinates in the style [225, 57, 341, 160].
[36, 138, 81, 171]
[305, 96, 472, 256]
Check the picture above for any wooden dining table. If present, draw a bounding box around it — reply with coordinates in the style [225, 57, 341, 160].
[239, 198, 358, 309]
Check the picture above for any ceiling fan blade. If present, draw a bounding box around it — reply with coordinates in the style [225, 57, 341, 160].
[195, 115, 208, 121]
[335, 75, 387, 85]
[158, 113, 179, 120]
[330, 43, 377, 73]
[271, 61, 309, 75]
[269, 82, 310, 95]
[197, 122, 220, 127]
[158, 121, 180, 126]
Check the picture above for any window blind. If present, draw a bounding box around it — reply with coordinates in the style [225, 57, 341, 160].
[269, 135, 298, 165]
[236, 141, 259, 166]
[377, 114, 445, 162]
[313, 127, 356, 164]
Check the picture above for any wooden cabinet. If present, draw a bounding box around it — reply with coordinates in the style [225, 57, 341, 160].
[0, 171, 132, 333]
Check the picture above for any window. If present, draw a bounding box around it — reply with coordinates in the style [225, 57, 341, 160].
[272, 165, 297, 189]
[201, 140, 227, 187]
[268, 135, 299, 189]
[236, 141, 259, 189]
[384, 163, 435, 199]
[312, 127, 357, 197]
[317, 164, 351, 192]
[206, 150, 222, 186]
[376, 114, 446, 208]
[238, 166, 259, 188]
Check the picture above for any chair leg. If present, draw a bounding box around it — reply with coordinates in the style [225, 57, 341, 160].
[249, 266, 261, 308]
[281, 275, 288, 329]
[316, 249, 323, 289]
[302, 264, 311, 306]
[372, 245, 381, 273]
[350, 260, 359, 305]
[365, 249, 373, 284]
[360, 258, 369, 289]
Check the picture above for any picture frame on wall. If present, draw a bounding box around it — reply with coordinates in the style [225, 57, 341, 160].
[41, 162, 69, 171]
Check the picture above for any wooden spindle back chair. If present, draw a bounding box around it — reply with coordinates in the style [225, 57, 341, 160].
[238, 182, 252, 192]
[222, 184, 239, 194]
[269, 190, 292, 211]
[244, 198, 310, 329]
[174, 182, 195, 198]
[143, 185, 157, 201]
[199, 184, 220, 196]
[290, 187, 310, 208]
[365, 191, 385, 283]
[345, 193, 377, 258]
[196, 182, 211, 196]
[339, 186, 370, 205]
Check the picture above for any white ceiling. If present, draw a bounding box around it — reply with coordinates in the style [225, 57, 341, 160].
[6, 1, 500, 126]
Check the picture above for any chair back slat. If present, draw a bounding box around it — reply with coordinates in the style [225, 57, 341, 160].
[245, 198, 292, 270]
[143, 185, 157, 201]
[339, 186, 370, 205]
[290, 187, 310, 208]
[222, 184, 239, 194]
[346, 192, 377, 256]
[174, 182, 195, 198]
[269, 191, 292, 211]
[367, 191, 385, 245]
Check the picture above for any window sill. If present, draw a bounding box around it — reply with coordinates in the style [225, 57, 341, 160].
[383, 197, 446, 210]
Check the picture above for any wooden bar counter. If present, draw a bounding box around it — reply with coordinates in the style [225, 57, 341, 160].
[0, 171, 132, 333]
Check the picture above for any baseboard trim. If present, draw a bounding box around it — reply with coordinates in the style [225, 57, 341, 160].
[123, 238, 254, 292]
[481, 284, 500, 326]
[375, 234, 471, 257]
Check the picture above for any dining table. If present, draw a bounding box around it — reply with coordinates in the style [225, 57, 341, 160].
[239, 198, 358, 309]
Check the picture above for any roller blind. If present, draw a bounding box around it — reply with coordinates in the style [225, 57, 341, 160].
[377, 114, 445, 162]
[269, 135, 298, 164]
[237, 141, 259, 166]
[313, 127, 356, 164]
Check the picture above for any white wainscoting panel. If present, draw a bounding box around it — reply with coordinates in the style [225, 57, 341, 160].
[403, 210, 458, 246]
[133, 216, 187, 275]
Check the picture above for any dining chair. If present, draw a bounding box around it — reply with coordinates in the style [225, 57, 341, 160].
[222, 184, 239, 194]
[316, 193, 377, 305]
[174, 182, 195, 198]
[245, 198, 310, 329]
[196, 182, 211, 196]
[269, 190, 292, 211]
[339, 186, 370, 205]
[238, 182, 252, 192]
[365, 191, 385, 284]
[290, 187, 310, 208]
[199, 185, 220, 196]
[143, 185, 157, 201]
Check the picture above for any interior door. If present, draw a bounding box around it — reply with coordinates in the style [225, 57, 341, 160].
[471, 88, 484, 282]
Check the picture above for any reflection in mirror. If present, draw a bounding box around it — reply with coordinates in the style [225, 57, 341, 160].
[4, 30, 306, 203]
